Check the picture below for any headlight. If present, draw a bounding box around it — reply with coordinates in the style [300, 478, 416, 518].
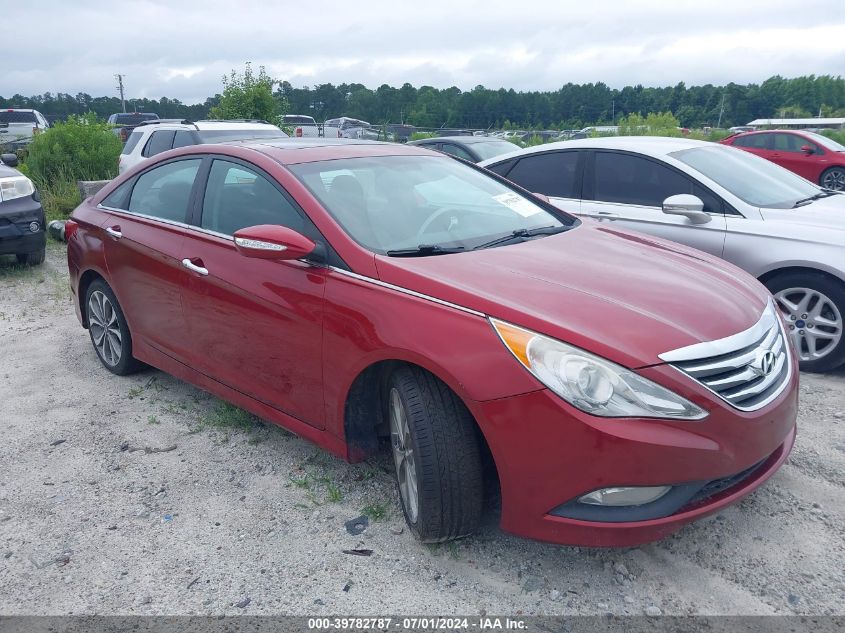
[0, 176, 35, 202]
[490, 319, 707, 420]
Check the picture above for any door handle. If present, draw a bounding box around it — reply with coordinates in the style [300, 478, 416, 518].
[596, 211, 619, 220]
[105, 226, 122, 239]
[181, 258, 209, 276]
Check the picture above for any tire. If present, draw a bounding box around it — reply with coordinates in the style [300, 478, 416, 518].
[765, 272, 845, 372]
[16, 247, 45, 266]
[820, 167, 845, 191]
[84, 279, 143, 375]
[386, 366, 483, 543]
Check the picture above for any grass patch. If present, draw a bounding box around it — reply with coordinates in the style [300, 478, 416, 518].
[147, 415, 160, 425]
[326, 482, 343, 503]
[202, 402, 258, 431]
[361, 502, 389, 521]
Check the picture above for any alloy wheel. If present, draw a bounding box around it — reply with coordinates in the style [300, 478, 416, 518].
[389, 387, 419, 523]
[821, 168, 845, 191]
[774, 287, 842, 362]
[88, 290, 123, 366]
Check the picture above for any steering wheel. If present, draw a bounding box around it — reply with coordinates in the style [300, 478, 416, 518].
[415, 206, 468, 241]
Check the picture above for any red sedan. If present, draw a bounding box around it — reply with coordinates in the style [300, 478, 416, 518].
[720, 129, 845, 190]
[66, 139, 797, 547]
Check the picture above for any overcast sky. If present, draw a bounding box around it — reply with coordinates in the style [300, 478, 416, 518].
[5, 0, 845, 104]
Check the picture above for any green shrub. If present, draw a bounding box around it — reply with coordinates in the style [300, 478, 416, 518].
[409, 132, 436, 141]
[820, 130, 845, 146]
[24, 113, 120, 188]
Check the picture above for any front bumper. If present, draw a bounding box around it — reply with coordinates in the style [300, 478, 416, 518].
[0, 195, 46, 255]
[472, 361, 798, 547]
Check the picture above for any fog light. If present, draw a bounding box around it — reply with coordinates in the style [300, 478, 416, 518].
[29, 221, 39, 233]
[578, 486, 672, 507]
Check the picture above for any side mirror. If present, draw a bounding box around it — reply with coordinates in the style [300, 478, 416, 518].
[1, 153, 18, 167]
[233, 225, 316, 260]
[662, 194, 711, 225]
[800, 145, 814, 155]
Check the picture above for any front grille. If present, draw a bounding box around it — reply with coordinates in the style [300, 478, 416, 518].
[659, 301, 792, 411]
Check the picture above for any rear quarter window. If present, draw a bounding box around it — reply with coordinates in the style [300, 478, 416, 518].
[121, 131, 144, 155]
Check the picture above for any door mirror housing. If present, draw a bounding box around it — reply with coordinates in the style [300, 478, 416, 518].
[662, 194, 711, 225]
[800, 144, 815, 155]
[233, 225, 316, 260]
[1, 153, 18, 167]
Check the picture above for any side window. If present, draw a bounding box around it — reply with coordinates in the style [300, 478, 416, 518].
[734, 134, 770, 149]
[486, 158, 516, 177]
[773, 133, 811, 153]
[439, 143, 475, 161]
[121, 130, 143, 155]
[101, 180, 134, 210]
[201, 160, 306, 236]
[127, 159, 201, 222]
[172, 130, 195, 148]
[142, 130, 176, 157]
[693, 184, 723, 214]
[506, 152, 580, 198]
[592, 152, 692, 207]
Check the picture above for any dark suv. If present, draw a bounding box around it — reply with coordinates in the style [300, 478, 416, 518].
[0, 153, 46, 265]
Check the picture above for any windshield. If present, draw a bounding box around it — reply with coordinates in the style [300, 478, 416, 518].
[289, 155, 573, 254]
[197, 129, 287, 142]
[671, 145, 822, 209]
[803, 131, 845, 152]
[471, 140, 521, 161]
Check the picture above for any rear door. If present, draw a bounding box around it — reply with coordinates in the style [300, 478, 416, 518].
[580, 150, 727, 257]
[98, 158, 202, 362]
[178, 157, 328, 428]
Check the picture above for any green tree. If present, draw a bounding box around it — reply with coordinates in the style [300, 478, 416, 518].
[208, 63, 284, 122]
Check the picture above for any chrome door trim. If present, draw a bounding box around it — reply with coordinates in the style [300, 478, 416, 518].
[328, 267, 486, 318]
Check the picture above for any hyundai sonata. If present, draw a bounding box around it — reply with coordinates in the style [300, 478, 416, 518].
[67, 139, 797, 546]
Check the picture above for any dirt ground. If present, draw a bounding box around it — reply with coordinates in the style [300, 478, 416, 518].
[0, 244, 843, 616]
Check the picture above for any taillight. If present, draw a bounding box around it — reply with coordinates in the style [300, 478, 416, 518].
[65, 219, 79, 241]
[296, 127, 303, 137]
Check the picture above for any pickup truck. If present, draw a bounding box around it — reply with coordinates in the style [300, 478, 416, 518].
[107, 112, 160, 143]
[281, 114, 319, 138]
[0, 109, 50, 149]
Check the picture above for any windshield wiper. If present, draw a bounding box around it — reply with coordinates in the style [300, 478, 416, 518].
[793, 190, 838, 207]
[473, 225, 569, 250]
[385, 244, 466, 257]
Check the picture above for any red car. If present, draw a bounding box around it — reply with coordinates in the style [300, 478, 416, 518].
[66, 140, 798, 547]
[720, 129, 845, 191]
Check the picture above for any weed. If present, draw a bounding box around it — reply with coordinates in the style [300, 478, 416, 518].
[289, 473, 311, 489]
[147, 415, 160, 425]
[326, 483, 343, 503]
[361, 502, 388, 521]
[127, 386, 144, 399]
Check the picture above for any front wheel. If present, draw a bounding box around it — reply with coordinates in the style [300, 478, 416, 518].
[386, 366, 483, 542]
[766, 272, 845, 372]
[820, 167, 845, 191]
[84, 279, 143, 375]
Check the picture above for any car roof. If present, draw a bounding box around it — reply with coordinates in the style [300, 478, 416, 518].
[479, 135, 712, 165]
[220, 138, 438, 164]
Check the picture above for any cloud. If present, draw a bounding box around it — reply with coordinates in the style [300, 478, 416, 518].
[5, 0, 844, 103]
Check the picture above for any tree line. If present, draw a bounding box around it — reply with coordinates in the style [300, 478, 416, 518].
[3, 74, 844, 130]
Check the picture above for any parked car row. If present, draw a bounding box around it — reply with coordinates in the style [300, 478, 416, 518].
[66, 135, 801, 549]
[0, 108, 51, 148]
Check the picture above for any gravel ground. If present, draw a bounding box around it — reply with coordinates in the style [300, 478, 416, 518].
[0, 244, 843, 616]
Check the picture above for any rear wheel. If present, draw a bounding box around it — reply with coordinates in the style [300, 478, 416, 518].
[820, 167, 845, 191]
[386, 366, 483, 542]
[84, 279, 143, 375]
[766, 272, 845, 372]
[16, 247, 45, 266]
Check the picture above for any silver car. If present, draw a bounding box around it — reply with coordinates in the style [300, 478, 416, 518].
[481, 137, 845, 372]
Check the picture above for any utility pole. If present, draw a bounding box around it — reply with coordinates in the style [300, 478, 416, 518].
[611, 100, 615, 122]
[115, 74, 126, 113]
[717, 93, 726, 128]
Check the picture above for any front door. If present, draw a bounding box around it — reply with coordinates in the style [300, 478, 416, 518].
[579, 150, 727, 257]
[178, 158, 327, 428]
[770, 133, 822, 182]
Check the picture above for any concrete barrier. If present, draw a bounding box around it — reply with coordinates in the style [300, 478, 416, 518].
[77, 180, 110, 200]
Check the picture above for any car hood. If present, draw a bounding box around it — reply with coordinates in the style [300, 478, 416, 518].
[0, 164, 22, 178]
[760, 193, 845, 238]
[374, 223, 769, 369]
